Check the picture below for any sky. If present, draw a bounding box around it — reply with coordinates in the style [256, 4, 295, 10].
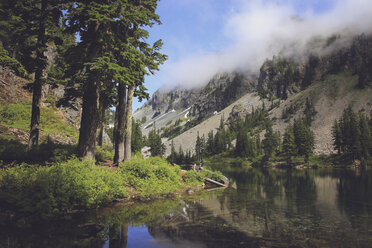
[134, 0, 372, 111]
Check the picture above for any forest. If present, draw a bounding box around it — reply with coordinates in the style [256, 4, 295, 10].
[165, 100, 372, 167]
[0, 0, 212, 217]
[0, 0, 372, 220]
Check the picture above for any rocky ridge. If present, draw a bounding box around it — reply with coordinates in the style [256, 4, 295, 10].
[135, 34, 372, 156]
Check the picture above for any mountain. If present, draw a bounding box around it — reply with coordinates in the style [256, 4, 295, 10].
[134, 71, 257, 137]
[134, 34, 372, 156]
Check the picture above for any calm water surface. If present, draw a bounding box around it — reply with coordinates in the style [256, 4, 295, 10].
[1, 167, 372, 248]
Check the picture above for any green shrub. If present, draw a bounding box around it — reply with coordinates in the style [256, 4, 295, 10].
[0, 158, 128, 216]
[0, 138, 76, 163]
[201, 169, 224, 182]
[182, 170, 204, 186]
[0, 138, 27, 162]
[117, 157, 181, 198]
[95, 145, 114, 163]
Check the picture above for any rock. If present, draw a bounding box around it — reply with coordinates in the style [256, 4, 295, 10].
[186, 188, 195, 194]
[220, 176, 230, 185]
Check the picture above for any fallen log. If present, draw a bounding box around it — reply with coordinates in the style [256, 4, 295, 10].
[204, 178, 227, 188]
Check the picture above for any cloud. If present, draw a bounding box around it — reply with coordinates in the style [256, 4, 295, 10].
[161, 0, 372, 89]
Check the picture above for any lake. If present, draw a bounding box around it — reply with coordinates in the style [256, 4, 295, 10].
[1, 167, 372, 248]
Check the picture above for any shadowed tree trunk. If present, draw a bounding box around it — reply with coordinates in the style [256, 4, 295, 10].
[77, 82, 99, 159]
[113, 83, 127, 164]
[28, 0, 47, 151]
[124, 85, 134, 161]
[97, 94, 108, 147]
[75, 21, 102, 159]
[113, 104, 119, 148]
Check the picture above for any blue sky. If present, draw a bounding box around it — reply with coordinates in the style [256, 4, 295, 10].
[134, 0, 372, 111]
[135, 0, 237, 110]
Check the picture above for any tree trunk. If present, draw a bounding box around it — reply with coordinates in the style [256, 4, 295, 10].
[113, 104, 119, 148]
[77, 82, 99, 159]
[28, 74, 42, 150]
[76, 21, 103, 159]
[97, 95, 107, 147]
[113, 83, 127, 165]
[28, 0, 47, 151]
[124, 85, 134, 161]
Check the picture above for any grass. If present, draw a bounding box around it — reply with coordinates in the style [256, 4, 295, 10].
[0, 101, 78, 140]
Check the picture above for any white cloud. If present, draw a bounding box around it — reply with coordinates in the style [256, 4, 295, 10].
[161, 0, 372, 89]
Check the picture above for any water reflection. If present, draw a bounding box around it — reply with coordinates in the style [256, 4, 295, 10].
[1, 168, 372, 247]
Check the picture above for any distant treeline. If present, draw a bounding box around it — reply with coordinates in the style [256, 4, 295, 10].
[332, 107, 372, 162]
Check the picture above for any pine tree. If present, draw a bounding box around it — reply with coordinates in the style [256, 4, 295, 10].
[359, 113, 371, 159]
[332, 120, 342, 154]
[255, 135, 262, 155]
[0, 0, 35, 67]
[235, 128, 245, 157]
[293, 119, 314, 162]
[63, 0, 165, 159]
[206, 130, 214, 156]
[303, 98, 317, 126]
[262, 125, 279, 160]
[195, 132, 205, 163]
[167, 140, 177, 164]
[177, 146, 185, 164]
[214, 117, 227, 154]
[282, 125, 296, 163]
[131, 119, 143, 153]
[0, 0, 62, 149]
[245, 133, 256, 158]
[148, 128, 165, 157]
[13, 0, 65, 150]
[340, 107, 361, 160]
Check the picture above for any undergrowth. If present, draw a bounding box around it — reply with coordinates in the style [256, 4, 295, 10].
[0, 138, 76, 164]
[0, 158, 128, 216]
[117, 157, 183, 198]
[0, 156, 207, 216]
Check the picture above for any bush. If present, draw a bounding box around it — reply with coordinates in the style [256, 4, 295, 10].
[117, 157, 181, 198]
[0, 158, 128, 216]
[201, 169, 224, 182]
[95, 145, 114, 163]
[0, 138, 76, 164]
[182, 170, 204, 186]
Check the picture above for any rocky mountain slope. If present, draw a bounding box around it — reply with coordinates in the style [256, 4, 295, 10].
[135, 34, 372, 156]
[134, 71, 256, 137]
